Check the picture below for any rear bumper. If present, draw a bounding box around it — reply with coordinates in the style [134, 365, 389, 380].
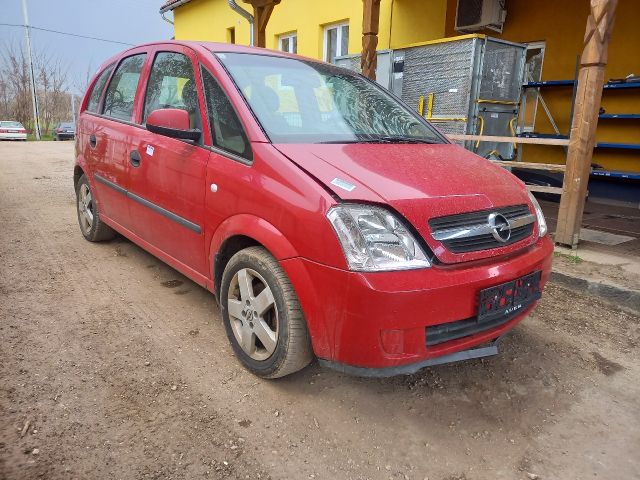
[0, 132, 27, 140]
[281, 235, 553, 370]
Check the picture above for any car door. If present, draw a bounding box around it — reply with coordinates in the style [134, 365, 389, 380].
[127, 45, 210, 276]
[90, 51, 147, 230]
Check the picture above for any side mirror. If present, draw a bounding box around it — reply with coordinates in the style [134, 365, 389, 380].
[146, 108, 201, 141]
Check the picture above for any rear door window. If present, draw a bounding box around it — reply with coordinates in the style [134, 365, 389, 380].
[86, 64, 115, 113]
[143, 52, 200, 130]
[102, 54, 146, 122]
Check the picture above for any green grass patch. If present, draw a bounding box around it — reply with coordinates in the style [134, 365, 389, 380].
[27, 134, 55, 141]
[554, 251, 583, 264]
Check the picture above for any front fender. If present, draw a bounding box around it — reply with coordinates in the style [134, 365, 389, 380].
[208, 213, 300, 271]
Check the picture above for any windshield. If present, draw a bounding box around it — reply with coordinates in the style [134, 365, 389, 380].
[214, 52, 445, 145]
[1, 121, 23, 128]
[60, 123, 75, 128]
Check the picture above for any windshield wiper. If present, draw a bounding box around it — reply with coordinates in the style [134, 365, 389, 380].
[317, 135, 438, 145]
[369, 135, 437, 144]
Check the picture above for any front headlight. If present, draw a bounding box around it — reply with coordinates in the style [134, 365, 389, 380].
[327, 204, 431, 271]
[528, 191, 548, 237]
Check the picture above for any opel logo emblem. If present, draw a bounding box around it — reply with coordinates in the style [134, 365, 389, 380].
[487, 213, 511, 243]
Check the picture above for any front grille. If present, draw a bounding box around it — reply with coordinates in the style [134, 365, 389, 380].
[426, 307, 524, 347]
[429, 205, 534, 253]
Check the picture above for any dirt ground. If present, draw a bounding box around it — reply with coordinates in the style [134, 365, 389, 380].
[1, 142, 639, 480]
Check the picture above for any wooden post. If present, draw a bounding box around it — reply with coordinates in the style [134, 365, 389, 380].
[361, 0, 381, 80]
[555, 0, 617, 248]
[243, 0, 280, 48]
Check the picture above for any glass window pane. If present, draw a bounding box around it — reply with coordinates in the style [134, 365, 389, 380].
[87, 64, 115, 113]
[281, 37, 290, 53]
[326, 27, 337, 63]
[291, 35, 298, 54]
[340, 25, 349, 57]
[143, 52, 199, 129]
[102, 54, 146, 122]
[201, 68, 251, 160]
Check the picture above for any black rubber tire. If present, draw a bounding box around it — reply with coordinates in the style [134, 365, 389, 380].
[220, 246, 313, 378]
[76, 174, 115, 242]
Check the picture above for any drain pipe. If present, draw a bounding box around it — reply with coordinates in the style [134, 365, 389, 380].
[227, 0, 254, 46]
[161, 12, 174, 25]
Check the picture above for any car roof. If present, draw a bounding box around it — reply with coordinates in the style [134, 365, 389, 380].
[97, 40, 318, 72]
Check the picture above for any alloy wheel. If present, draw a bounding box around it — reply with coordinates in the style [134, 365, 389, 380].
[78, 183, 94, 234]
[227, 267, 278, 361]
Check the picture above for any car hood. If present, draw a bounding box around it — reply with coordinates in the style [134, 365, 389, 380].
[274, 143, 536, 264]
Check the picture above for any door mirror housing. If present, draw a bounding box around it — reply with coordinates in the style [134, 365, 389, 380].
[146, 108, 201, 141]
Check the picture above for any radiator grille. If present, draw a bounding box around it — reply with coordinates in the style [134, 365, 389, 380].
[429, 205, 534, 253]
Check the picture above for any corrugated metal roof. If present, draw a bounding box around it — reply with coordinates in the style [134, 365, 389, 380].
[159, 0, 193, 13]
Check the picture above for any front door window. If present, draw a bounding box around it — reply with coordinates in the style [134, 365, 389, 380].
[143, 51, 201, 131]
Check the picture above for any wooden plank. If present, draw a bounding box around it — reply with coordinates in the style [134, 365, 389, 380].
[490, 161, 567, 172]
[448, 134, 570, 146]
[527, 185, 563, 194]
[555, 0, 618, 248]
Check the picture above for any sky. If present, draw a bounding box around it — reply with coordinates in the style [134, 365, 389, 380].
[0, 0, 174, 94]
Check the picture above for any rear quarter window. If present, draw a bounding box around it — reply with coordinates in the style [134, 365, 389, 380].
[86, 64, 115, 113]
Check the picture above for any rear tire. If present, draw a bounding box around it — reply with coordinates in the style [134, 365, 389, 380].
[220, 246, 313, 378]
[76, 174, 115, 242]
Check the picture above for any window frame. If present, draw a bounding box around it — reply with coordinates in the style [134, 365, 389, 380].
[199, 64, 253, 165]
[278, 32, 298, 54]
[323, 22, 349, 63]
[100, 53, 148, 123]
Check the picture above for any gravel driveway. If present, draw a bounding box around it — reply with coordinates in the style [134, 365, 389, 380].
[1, 142, 639, 480]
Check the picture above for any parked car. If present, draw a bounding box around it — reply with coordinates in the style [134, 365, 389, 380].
[74, 41, 553, 378]
[53, 122, 76, 141]
[0, 121, 27, 141]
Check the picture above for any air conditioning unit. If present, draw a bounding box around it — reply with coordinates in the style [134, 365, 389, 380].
[455, 0, 506, 33]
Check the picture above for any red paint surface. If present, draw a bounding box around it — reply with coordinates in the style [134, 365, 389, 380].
[76, 41, 554, 371]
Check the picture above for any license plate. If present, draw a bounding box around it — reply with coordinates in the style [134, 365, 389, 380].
[478, 271, 542, 322]
[8, 130, 19, 133]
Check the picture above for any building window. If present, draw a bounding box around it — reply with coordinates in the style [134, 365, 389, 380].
[324, 23, 349, 63]
[278, 33, 297, 54]
[521, 41, 546, 132]
[227, 27, 236, 44]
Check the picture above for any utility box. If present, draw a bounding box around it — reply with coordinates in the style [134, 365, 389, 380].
[336, 35, 527, 160]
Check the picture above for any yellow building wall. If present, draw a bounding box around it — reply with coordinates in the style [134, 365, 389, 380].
[445, 0, 640, 174]
[173, 0, 448, 60]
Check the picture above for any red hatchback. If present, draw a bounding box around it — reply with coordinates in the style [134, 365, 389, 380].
[74, 41, 553, 378]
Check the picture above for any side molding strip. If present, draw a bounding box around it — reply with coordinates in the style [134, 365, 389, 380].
[94, 174, 202, 234]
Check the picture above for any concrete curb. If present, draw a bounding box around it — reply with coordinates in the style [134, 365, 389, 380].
[550, 271, 640, 314]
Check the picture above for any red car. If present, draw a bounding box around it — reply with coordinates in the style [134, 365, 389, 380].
[74, 41, 553, 378]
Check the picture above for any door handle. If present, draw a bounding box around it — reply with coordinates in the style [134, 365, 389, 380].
[89, 134, 97, 148]
[130, 150, 141, 168]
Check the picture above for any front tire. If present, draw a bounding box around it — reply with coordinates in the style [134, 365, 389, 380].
[76, 174, 115, 242]
[220, 246, 313, 378]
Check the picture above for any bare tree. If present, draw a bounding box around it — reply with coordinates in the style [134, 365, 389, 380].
[37, 53, 71, 134]
[0, 42, 73, 134]
[0, 42, 33, 128]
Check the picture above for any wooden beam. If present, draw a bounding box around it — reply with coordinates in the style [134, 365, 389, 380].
[490, 161, 567, 173]
[527, 185, 564, 195]
[243, 0, 280, 48]
[361, 0, 381, 80]
[555, 0, 618, 248]
[448, 134, 570, 146]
